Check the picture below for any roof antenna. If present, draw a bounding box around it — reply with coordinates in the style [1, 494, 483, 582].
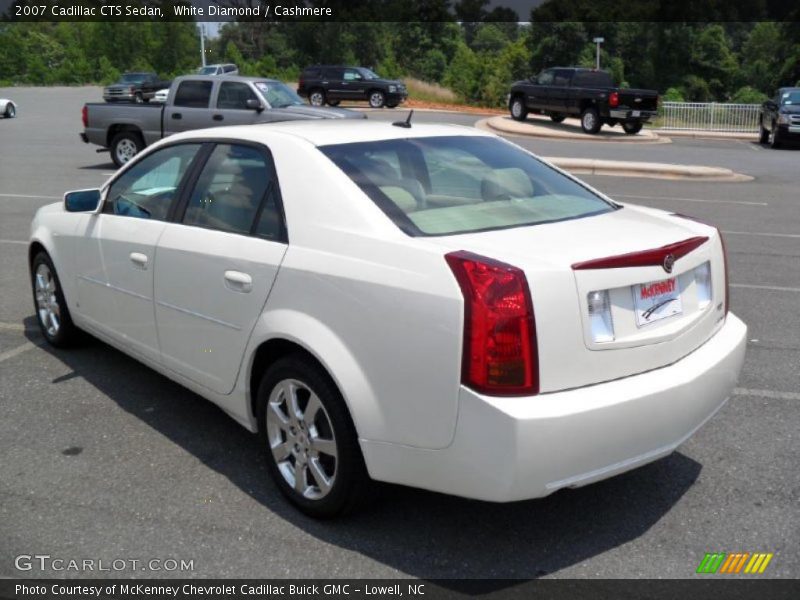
[392, 110, 414, 128]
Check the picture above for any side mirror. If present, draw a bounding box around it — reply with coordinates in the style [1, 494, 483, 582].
[246, 98, 264, 112]
[529, 76, 538, 84]
[64, 189, 101, 212]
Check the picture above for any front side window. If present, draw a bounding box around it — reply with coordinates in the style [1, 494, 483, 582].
[537, 70, 554, 85]
[343, 69, 363, 82]
[321, 136, 616, 236]
[182, 144, 281, 238]
[174, 80, 213, 108]
[217, 82, 258, 109]
[255, 82, 303, 108]
[104, 144, 201, 220]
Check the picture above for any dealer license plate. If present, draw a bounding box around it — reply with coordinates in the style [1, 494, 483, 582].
[632, 110, 641, 117]
[633, 277, 682, 327]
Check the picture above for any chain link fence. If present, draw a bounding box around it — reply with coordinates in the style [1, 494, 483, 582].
[660, 102, 761, 133]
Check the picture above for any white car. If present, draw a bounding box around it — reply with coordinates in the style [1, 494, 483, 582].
[29, 121, 746, 517]
[153, 88, 169, 103]
[1, 98, 17, 118]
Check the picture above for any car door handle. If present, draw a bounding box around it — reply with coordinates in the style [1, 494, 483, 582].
[212, 114, 224, 121]
[172, 113, 182, 120]
[129, 252, 148, 269]
[224, 270, 252, 293]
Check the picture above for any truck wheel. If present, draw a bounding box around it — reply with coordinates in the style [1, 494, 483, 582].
[550, 113, 565, 123]
[770, 125, 782, 149]
[110, 131, 144, 168]
[257, 355, 371, 518]
[758, 120, 769, 144]
[622, 121, 643, 135]
[510, 96, 528, 121]
[580, 107, 601, 134]
[368, 90, 386, 108]
[309, 89, 326, 107]
[327, 100, 341, 107]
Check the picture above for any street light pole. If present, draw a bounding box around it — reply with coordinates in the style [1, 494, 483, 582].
[593, 37, 604, 70]
[199, 24, 206, 67]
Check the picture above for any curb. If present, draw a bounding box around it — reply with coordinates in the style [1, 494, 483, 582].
[543, 157, 753, 182]
[652, 129, 756, 141]
[478, 116, 670, 144]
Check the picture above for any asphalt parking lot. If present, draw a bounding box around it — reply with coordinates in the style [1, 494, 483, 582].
[0, 87, 798, 580]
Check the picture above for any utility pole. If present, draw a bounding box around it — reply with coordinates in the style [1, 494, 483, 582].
[593, 37, 604, 70]
[199, 24, 206, 67]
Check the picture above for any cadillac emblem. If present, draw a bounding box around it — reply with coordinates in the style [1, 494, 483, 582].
[663, 254, 676, 273]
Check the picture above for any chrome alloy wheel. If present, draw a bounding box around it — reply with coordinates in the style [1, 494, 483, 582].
[266, 379, 338, 500]
[582, 110, 597, 131]
[34, 263, 60, 337]
[115, 138, 138, 164]
[511, 99, 523, 118]
[369, 92, 385, 108]
[309, 91, 325, 106]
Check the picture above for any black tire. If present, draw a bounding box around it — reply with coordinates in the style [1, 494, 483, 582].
[368, 90, 386, 108]
[308, 89, 326, 107]
[110, 130, 144, 168]
[770, 124, 782, 149]
[327, 99, 341, 107]
[580, 107, 601, 134]
[509, 96, 528, 121]
[549, 113, 565, 123]
[256, 355, 371, 518]
[758, 120, 769, 144]
[30, 252, 80, 348]
[622, 121, 643, 135]
[5, 103, 15, 118]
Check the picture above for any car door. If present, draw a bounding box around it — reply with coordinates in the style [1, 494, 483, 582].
[153, 142, 288, 394]
[74, 143, 203, 361]
[549, 68, 573, 113]
[164, 79, 214, 134]
[342, 68, 368, 100]
[526, 69, 553, 111]
[213, 81, 262, 126]
[324, 68, 346, 100]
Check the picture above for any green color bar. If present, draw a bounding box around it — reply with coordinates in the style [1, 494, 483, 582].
[697, 553, 727, 574]
[709, 553, 727, 573]
[696, 553, 714, 573]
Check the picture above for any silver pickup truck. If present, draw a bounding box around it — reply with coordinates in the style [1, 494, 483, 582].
[81, 75, 365, 167]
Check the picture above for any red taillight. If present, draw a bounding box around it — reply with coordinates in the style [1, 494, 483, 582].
[609, 91, 619, 108]
[445, 251, 538, 396]
[81, 105, 88, 128]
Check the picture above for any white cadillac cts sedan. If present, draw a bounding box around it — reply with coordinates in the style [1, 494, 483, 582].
[29, 121, 746, 517]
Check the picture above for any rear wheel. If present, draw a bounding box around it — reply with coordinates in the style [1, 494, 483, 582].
[622, 121, 643, 135]
[31, 252, 79, 347]
[580, 107, 601, 134]
[510, 96, 528, 121]
[368, 90, 386, 108]
[110, 131, 143, 168]
[309, 89, 326, 107]
[550, 113, 565, 123]
[257, 355, 371, 518]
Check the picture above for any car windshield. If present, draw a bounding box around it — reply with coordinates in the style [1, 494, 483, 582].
[198, 66, 218, 75]
[358, 68, 381, 80]
[780, 91, 800, 105]
[321, 136, 616, 236]
[120, 73, 149, 84]
[255, 82, 304, 108]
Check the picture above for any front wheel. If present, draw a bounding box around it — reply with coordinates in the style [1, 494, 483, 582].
[758, 120, 769, 144]
[368, 90, 386, 108]
[510, 96, 528, 121]
[31, 252, 80, 347]
[5, 103, 15, 118]
[110, 131, 144, 168]
[257, 356, 371, 518]
[580, 107, 601, 134]
[622, 121, 643, 135]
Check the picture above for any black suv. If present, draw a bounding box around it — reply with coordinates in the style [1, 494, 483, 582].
[297, 66, 407, 109]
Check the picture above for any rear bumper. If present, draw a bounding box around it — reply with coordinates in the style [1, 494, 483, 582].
[609, 109, 657, 121]
[361, 313, 746, 502]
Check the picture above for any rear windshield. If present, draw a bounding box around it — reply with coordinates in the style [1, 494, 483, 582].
[321, 136, 616, 236]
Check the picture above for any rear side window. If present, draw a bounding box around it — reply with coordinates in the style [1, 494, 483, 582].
[573, 71, 613, 87]
[174, 80, 213, 108]
[217, 82, 257, 109]
[105, 144, 201, 220]
[324, 68, 343, 79]
[553, 69, 572, 86]
[182, 144, 283, 240]
[223, 65, 237, 73]
[321, 136, 616, 236]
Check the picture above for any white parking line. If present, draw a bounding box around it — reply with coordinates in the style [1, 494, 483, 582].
[730, 283, 800, 293]
[0, 323, 26, 332]
[0, 341, 38, 363]
[0, 239, 27, 245]
[0, 193, 60, 200]
[734, 388, 800, 400]
[723, 230, 800, 239]
[615, 194, 767, 206]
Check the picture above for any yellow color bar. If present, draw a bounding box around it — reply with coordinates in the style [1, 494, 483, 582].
[758, 553, 774, 573]
[746, 554, 765, 573]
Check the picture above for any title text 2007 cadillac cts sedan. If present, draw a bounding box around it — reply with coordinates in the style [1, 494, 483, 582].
[29, 121, 746, 517]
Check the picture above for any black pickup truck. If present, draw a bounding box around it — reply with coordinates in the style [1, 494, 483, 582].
[508, 67, 659, 134]
[103, 72, 172, 104]
[758, 87, 800, 148]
